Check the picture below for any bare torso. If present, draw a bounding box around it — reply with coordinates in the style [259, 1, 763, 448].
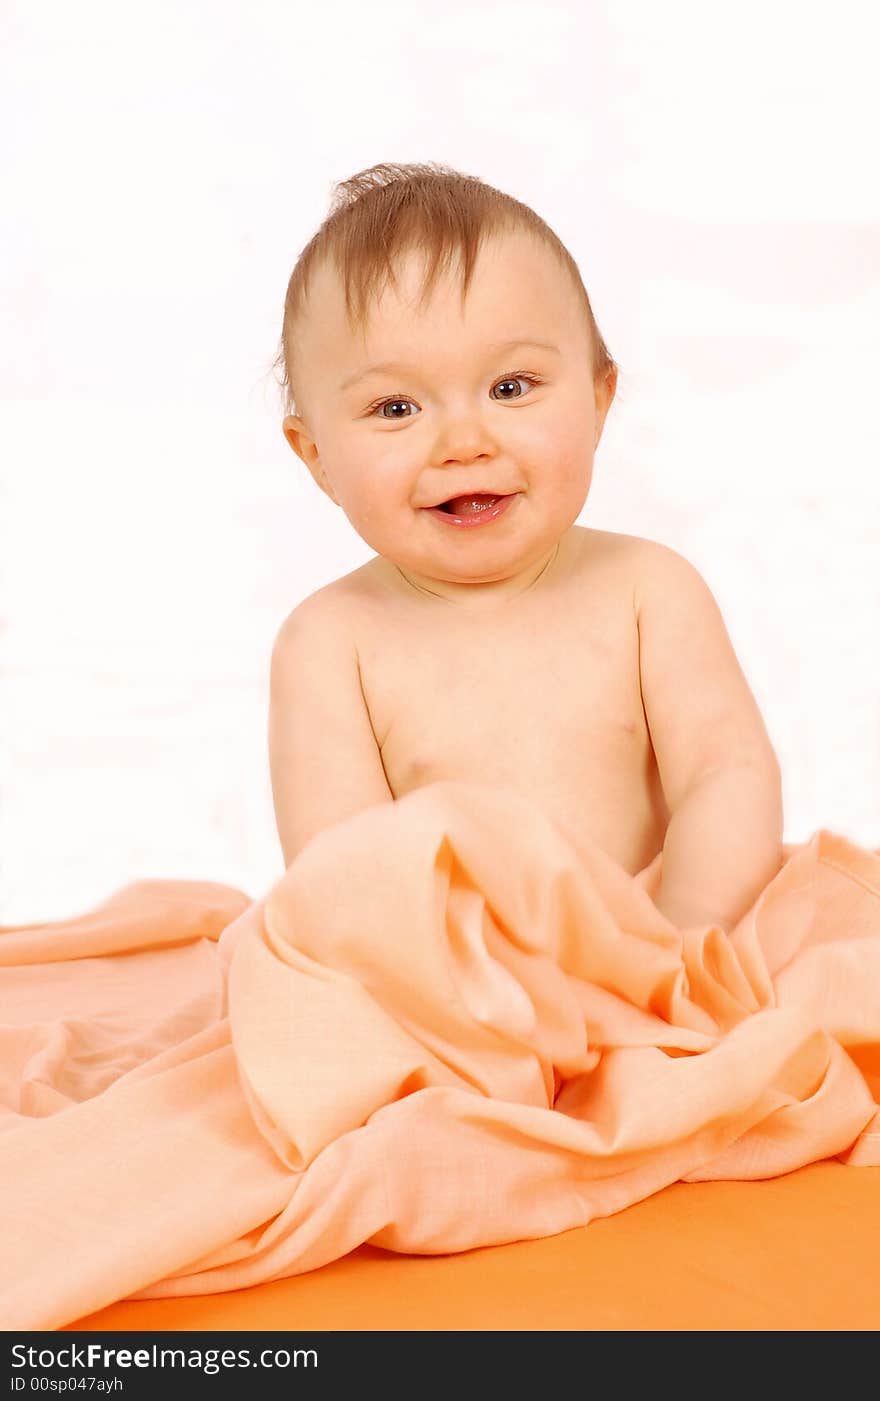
[326, 525, 669, 875]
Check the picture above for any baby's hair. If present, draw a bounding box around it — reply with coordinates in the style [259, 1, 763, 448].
[271, 161, 617, 422]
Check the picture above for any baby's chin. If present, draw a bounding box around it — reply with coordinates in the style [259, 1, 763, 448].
[379, 537, 570, 599]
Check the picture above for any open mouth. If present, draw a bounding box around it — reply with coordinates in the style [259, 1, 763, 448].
[426, 492, 517, 528]
[435, 493, 505, 515]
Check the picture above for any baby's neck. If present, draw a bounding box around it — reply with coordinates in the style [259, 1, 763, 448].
[388, 535, 568, 612]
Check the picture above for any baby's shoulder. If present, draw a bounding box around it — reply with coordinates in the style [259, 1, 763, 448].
[574, 525, 684, 580]
[272, 570, 368, 655]
[573, 527, 707, 617]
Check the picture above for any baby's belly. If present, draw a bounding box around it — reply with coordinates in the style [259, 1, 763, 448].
[385, 745, 668, 877]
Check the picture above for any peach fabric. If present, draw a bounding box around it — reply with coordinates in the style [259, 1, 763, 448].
[67, 1161, 880, 1331]
[2, 780, 879, 1331]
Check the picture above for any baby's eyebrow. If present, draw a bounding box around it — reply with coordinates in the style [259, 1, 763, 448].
[338, 337, 561, 392]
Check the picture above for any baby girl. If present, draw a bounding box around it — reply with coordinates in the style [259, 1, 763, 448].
[268, 161, 783, 934]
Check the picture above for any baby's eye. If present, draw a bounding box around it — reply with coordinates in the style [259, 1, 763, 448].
[371, 396, 418, 420]
[367, 373, 542, 420]
[491, 373, 541, 401]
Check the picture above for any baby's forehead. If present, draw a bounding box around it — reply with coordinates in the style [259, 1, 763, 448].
[299, 233, 586, 400]
[319, 227, 556, 316]
[366, 251, 559, 341]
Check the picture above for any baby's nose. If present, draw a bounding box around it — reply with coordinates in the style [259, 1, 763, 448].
[432, 409, 498, 467]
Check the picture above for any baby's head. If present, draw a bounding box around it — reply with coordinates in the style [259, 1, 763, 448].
[274, 162, 617, 601]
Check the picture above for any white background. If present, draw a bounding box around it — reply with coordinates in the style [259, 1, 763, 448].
[2, 0, 878, 922]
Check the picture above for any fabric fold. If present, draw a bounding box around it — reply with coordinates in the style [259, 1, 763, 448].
[1, 779, 878, 1329]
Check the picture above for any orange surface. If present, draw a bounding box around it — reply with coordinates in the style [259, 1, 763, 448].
[68, 1162, 880, 1331]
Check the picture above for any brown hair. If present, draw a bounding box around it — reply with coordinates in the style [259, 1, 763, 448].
[271, 160, 617, 422]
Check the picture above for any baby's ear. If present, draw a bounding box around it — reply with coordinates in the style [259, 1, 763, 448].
[281, 415, 339, 504]
[593, 365, 618, 446]
[281, 413, 311, 461]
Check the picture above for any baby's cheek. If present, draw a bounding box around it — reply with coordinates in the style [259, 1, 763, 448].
[524, 417, 589, 486]
[343, 487, 404, 553]
[552, 440, 592, 495]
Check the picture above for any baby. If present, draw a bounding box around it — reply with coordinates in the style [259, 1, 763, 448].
[268, 161, 784, 934]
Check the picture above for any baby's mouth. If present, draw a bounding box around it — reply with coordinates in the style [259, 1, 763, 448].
[435, 493, 505, 516]
[424, 492, 519, 529]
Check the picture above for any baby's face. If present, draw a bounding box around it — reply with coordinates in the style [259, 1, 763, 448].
[283, 229, 615, 598]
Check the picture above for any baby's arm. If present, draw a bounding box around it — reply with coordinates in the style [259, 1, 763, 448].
[268, 592, 394, 868]
[636, 544, 784, 932]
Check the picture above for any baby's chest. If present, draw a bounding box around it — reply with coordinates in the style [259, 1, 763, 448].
[361, 615, 647, 799]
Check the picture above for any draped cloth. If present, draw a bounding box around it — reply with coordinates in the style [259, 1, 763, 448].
[2, 780, 878, 1330]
